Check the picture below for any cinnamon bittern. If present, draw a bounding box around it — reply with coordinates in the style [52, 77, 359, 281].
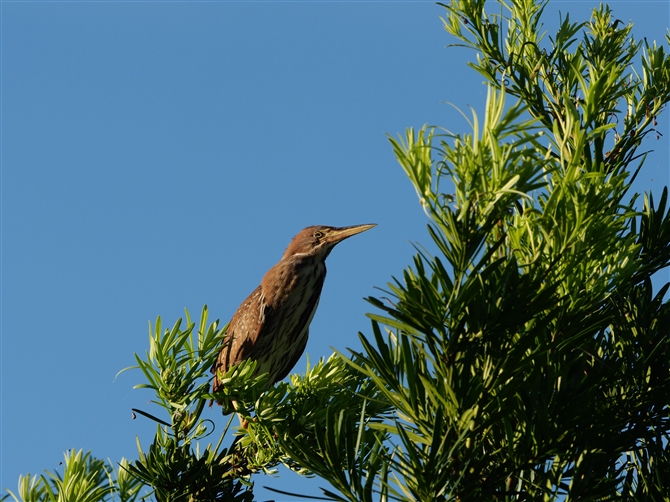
[211, 224, 375, 407]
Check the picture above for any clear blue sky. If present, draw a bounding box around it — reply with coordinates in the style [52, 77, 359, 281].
[2, 1, 668, 501]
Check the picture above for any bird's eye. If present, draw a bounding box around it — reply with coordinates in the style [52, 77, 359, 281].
[314, 230, 324, 239]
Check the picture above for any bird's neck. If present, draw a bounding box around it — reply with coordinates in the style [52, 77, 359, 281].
[260, 255, 327, 307]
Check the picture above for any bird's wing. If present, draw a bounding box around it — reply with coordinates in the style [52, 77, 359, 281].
[211, 285, 267, 394]
[211, 259, 325, 395]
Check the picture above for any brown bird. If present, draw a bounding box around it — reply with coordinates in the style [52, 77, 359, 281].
[211, 224, 376, 407]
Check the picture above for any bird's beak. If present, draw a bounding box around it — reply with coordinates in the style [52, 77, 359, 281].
[326, 224, 377, 245]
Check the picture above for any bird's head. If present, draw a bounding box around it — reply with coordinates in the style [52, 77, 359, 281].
[282, 224, 376, 260]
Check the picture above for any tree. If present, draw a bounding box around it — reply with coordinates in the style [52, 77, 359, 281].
[5, 0, 670, 500]
[279, 1, 670, 498]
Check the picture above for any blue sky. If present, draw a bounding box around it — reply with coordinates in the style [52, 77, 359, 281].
[2, 1, 668, 501]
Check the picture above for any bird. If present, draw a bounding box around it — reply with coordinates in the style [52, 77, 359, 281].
[210, 224, 376, 409]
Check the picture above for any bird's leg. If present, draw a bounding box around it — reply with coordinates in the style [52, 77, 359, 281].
[230, 399, 249, 429]
[237, 414, 249, 430]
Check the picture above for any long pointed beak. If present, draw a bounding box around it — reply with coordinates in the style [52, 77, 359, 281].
[325, 223, 376, 245]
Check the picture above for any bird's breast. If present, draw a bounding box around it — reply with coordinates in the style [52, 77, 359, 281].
[263, 258, 326, 314]
[262, 258, 325, 331]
